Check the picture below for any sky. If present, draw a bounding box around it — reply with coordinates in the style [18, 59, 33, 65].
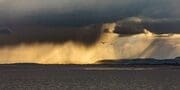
[0, 0, 180, 24]
[0, 0, 180, 31]
[0, 0, 180, 63]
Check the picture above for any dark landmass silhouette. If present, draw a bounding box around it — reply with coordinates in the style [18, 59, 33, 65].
[97, 57, 180, 65]
[1, 57, 179, 66]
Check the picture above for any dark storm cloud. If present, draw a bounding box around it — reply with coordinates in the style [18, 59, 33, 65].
[0, 0, 180, 23]
[0, 0, 180, 32]
[114, 17, 180, 34]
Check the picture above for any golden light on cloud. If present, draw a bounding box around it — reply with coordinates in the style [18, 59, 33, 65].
[0, 22, 179, 64]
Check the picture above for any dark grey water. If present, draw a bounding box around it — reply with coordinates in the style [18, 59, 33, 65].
[0, 65, 180, 90]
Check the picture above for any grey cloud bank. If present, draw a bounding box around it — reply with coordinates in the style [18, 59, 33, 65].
[0, 0, 180, 30]
[0, 1, 179, 17]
